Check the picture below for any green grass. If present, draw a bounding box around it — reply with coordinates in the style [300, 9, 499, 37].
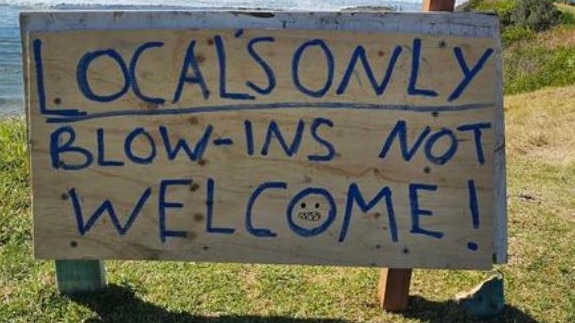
[556, 3, 575, 24]
[504, 28, 575, 94]
[461, 0, 575, 94]
[2, 84, 575, 322]
[460, 0, 515, 11]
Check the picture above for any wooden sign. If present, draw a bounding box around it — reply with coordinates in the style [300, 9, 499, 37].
[22, 11, 506, 269]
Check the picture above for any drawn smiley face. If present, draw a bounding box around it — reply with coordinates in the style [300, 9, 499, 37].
[287, 188, 336, 237]
[296, 200, 323, 223]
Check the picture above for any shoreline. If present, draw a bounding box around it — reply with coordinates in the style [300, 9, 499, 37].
[0, 102, 24, 118]
[0, 113, 25, 119]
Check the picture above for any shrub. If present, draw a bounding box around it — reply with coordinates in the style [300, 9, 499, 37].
[493, 0, 518, 28]
[511, 0, 563, 32]
[462, 0, 517, 28]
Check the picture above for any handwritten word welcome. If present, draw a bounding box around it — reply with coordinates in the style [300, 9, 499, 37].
[66, 178, 481, 251]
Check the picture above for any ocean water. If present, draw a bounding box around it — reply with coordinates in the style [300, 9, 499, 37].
[0, 0, 465, 116]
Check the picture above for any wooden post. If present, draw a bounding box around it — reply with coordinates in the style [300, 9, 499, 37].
[423, 0, 455, 11]
[378, 0, 456, 312]
[378, 268, 412, 311]
[55, 260, 106, 294]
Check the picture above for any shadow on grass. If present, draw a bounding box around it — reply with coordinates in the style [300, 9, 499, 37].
[403, 296, 539, 323]
[69, 284, 351, 323]
[69, 285, 540, 323]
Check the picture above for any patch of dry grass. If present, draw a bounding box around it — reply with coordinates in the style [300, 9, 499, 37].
[505, 84, 575, 165]
[534, 24, 575, 50]
[503, 84, 575, 321]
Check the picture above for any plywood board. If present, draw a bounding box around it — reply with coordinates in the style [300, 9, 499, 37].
[22, 11, 505, 269]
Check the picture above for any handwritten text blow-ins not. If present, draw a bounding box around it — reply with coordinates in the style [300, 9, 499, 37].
[49, 118, 490, 170]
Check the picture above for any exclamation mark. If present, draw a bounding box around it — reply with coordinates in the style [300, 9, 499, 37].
[244, 120, 254, 156]
[467, 179, 480, 251]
